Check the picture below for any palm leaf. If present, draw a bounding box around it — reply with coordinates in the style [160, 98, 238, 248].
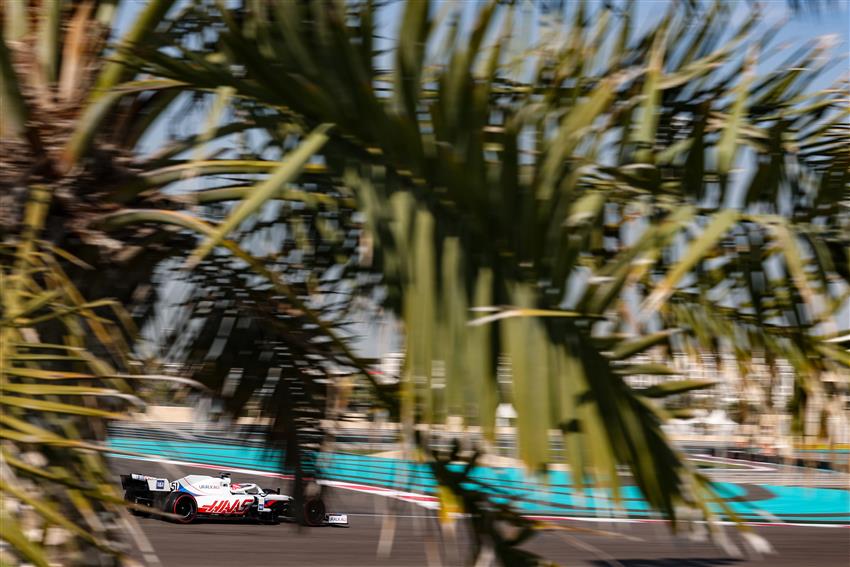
[186, 123, 333, 267]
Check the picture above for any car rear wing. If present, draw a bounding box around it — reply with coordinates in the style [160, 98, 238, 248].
[120, 474, 170, 493]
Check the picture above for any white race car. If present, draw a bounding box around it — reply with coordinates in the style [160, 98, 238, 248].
[121, 472, 348, 527]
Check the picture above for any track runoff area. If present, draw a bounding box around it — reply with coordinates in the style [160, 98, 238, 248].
[107, 429, 849, 566]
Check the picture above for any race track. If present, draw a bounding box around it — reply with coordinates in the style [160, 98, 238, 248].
[109, 460, 850, 567]
[106, 428, 850, 524]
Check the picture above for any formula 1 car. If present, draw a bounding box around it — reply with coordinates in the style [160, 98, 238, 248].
[121, 472, 348, 527]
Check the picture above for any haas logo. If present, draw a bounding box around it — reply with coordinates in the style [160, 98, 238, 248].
[198, 498, 253, 515]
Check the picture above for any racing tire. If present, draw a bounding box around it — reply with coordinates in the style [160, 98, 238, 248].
[166, 493, 197, 524]
[303, 498, 325, 527]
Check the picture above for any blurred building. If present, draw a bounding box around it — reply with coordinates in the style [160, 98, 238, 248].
[375, 349, 849, 445]
[622, 349, 849, 445]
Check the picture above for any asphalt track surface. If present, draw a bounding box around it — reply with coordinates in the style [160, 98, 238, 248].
[110, 460, 849, 567]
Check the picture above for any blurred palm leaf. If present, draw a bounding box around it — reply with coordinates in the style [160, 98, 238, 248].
[0, 187, 176, 565]
[186, 122, 334, 267]
[1, 1, 373, 561]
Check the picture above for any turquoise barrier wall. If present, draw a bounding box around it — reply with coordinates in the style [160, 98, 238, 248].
[108, 436, 850, 524]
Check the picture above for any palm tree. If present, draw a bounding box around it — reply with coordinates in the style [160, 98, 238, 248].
[2, 0, 847, 565]
[130, 0, 848, 561]
[1, 3, 188, 564]
[1, 1, 370, 564]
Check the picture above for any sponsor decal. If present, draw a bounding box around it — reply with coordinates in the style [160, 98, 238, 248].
[327, 514, 348, 524]
[156, 479, 165, 489]
[199, 498, 254, 515]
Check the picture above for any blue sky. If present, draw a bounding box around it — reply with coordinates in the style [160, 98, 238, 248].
[116, 1, 850, 74]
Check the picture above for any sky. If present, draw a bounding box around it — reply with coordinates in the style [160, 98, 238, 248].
[114, 1, 850, 83]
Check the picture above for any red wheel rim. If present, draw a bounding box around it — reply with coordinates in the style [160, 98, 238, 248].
[172, 494, 196, 523]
